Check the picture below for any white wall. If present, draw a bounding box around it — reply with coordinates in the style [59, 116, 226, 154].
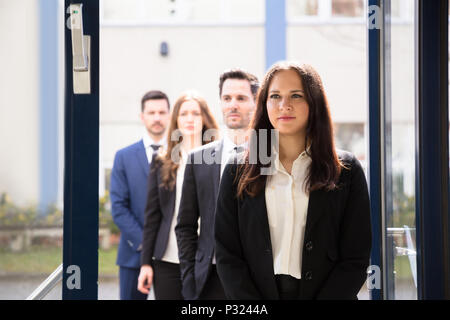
[0, 0, 40, 205]
[100, 25, 265, 169]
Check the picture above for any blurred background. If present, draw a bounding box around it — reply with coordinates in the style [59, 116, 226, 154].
[0, 0, 436, 300]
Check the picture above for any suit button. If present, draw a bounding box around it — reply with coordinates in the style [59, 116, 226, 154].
[305, 241, 313, 251]
[265, 248, 272, 255]
[305, 271, 313, 280]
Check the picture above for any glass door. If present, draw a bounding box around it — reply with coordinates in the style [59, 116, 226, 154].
[384, 0, 417, 300]
[369, 0, 450, 300]
[368, 0, 417, 300]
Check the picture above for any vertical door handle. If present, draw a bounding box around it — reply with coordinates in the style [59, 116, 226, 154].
[69, 3, 91, 94]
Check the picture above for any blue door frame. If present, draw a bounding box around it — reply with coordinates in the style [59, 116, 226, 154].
[368, 0, 384, 301]
[415, 0, 450, 300]
[39, 0, 59, 212]
[265, 0, 286, 69]
[63, 0, 99, 300]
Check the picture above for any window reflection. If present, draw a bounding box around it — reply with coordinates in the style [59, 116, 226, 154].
[332, 0, 364, 17]
[386, 0, 417, 300]
[288, 0, 365, 19]
[287, 0, 319, 17]
[334, 123, 366, 166]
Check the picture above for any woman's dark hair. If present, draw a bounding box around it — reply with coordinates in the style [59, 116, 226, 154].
[157, 91, 219, 191]
[237, 61, 343, 198]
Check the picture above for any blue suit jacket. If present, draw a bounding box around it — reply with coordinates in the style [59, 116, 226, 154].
[110, 140, 150, 268]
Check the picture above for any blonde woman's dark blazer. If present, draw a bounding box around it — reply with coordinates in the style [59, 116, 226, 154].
[141, 153, 177, 266]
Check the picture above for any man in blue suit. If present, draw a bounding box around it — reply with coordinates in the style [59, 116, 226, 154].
[110, 90, 170, 300]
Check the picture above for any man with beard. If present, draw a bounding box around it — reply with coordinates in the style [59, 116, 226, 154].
[175, 69, 259, 300]
[110, 90, 170, 300]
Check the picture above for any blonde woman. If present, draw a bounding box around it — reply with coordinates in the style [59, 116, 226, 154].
[138, 92, 218, 299]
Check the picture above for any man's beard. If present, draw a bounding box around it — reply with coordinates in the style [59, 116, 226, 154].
[226, 115, 250, 130]
[148, 123, 165, 136]
[226, 122, 246, 130]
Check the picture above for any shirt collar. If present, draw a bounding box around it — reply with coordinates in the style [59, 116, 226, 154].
[272, 145, 311, 174]
[222, 135, 237, 154]
[223, 135, 248, 154]
[143, 130, 166, 149]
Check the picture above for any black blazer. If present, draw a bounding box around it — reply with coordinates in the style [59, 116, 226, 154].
[214, 150, 372, 300]
[175, 140, 223, 300]
[141, 153, 177, 266]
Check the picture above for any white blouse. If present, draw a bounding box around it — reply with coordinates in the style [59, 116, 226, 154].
[160, 150, 188, 264]
[265, 149, 311, 279]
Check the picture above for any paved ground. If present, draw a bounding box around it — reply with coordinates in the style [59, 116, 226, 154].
[0, 275, 155, 300]
[0, 275, 415, 300]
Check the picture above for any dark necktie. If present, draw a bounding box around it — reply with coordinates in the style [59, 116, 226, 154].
[150, 144, 161, 151]
[234, 145, 245, 153]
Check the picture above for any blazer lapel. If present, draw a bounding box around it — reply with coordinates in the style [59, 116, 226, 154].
[156, 164, 176, 221]
[166, 184, 176, 220]
[211, 140, 223, 199]
[244, 180, 279, 299]
[136, 140, 150, 177]
[304, 189, 328, 239]
[251, 180, 272, 250]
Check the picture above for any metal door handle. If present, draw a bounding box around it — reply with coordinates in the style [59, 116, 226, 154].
[69, 3, 91, 94]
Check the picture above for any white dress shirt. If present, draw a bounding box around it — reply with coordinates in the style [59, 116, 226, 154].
[142, 131, 167, 164]
[265, 148, 311, 279]
[220, 135, 246, 177]
[161, 149, 188, 264]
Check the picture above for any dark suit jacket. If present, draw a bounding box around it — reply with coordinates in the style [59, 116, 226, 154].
[175, 140, 223, 300]
[215, 150, 372, 300]
[141, 153, 177, 266]
[110, 140, 150, 268]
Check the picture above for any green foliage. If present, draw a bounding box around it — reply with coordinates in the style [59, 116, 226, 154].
[0, 245, 118, 276]
[0, 193, 58, 228]
[0, 192, 118, 234]
[0, 245, 61, 274]
[99, 190, 119, 234]
[392, 174, 415, 228]
[390, 174, 416, 282]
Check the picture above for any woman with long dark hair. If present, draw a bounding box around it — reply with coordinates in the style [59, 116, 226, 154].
[138, 91, 219, 299]
[215, 61, 372, 300]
